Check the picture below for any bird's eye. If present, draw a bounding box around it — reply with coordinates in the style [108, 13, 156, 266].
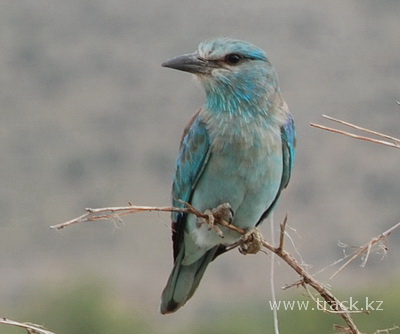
[224, 53, 242, 65]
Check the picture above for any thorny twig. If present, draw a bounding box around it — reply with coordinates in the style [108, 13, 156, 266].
[283, 221, 400, 290]
[53, 203, 364, 334]
[330, 222, 400, 279]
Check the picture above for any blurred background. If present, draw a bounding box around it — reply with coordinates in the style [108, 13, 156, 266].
[1, 1, 399, 333]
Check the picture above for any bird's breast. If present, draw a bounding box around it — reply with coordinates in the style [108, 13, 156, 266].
[206, 113, 282, 181]
[196, 110, 284, 207]
[185, 112, 284, 255]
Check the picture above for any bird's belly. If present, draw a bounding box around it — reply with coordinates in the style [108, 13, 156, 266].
[187, 136, 283, 251]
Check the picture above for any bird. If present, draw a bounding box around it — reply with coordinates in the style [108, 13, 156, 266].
[159, 38, 296, 314]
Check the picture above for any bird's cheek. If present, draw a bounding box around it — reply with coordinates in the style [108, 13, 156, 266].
[210, 68, 229, 80]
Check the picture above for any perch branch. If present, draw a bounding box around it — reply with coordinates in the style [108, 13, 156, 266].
[51, 205, 188, 230]
[53, 204, 365, 333]
[310, 115, 400, 150]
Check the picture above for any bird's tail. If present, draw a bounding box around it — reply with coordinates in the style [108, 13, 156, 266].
[160, 245, 218, 314]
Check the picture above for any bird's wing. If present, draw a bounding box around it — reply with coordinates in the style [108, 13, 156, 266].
[280, 106, 296, 190]
[256, 103, 296, 225]
[171, 109, 212, 260]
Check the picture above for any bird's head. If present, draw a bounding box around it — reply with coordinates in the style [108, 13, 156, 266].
[162, 38, 279, 112]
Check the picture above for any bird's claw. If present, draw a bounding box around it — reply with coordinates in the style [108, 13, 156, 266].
[201, 209, 223, 238]
[211, 203, 234, 223]
[198, 203, 233, 238]
[239, 227, 263, 255]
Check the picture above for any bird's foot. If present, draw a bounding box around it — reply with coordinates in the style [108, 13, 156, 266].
[199, 203, 233, 239]
[202, 209, 224, 238]
[210, 203, 234, 224]
[239, 227, 263, 255]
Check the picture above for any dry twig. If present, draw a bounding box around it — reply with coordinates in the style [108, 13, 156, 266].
[310, 115, 400, 150]
[53, 203, 364, 334]
[330, 222, 400, 279]
[372, 326, 399, 334]
[0, 318, 55, 334]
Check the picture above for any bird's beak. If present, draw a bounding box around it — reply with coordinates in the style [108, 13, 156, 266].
[162, 52, 214, 74]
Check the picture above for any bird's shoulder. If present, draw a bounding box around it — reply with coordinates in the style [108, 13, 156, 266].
[179, 108, 202, 146]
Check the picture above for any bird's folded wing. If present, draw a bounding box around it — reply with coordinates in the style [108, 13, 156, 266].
[280, 105, 296, 190]
[171, 110, 212, 260]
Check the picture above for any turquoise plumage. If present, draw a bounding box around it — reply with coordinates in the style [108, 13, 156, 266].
[160, 38, 296, 314]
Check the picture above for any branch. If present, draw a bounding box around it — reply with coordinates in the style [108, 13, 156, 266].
[0, 318, 56, 334]
[373, 326, 399, 334]
[330, 222, 400, 279]
[50, 205, 188, 230]
[261, 223, 362, 334]
[310, 115, 400, 150]
[53, 204, 365, 334]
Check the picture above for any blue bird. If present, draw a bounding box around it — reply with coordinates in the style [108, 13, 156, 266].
[160, 38, 296, 314]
